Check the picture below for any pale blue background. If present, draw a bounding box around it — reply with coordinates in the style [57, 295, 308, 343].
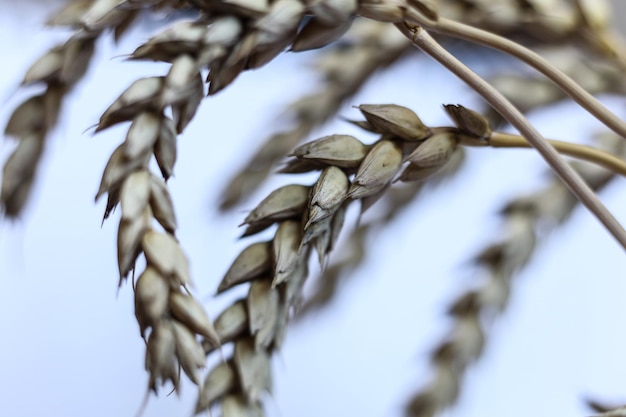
[1, 2, 626, 417]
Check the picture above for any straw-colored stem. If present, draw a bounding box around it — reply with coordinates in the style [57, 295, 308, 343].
[491, 133, 626, 176]
[456, 131, 626, 177]
[397, 23, 626, 250]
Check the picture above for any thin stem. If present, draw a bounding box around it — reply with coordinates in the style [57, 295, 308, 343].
[434, 127, 626, 177]
[396, 23, 626, 250]
[488, 132, 626, 177]
[407, 15, 626, 140]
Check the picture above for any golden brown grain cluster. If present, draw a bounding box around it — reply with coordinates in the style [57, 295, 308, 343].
[2, 0, 626, 416]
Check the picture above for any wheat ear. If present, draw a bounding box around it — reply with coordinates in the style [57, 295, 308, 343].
[1, 1, 140, 217]
[93, 7, 227, 392]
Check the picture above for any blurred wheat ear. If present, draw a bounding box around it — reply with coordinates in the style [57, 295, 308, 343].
[2, 0, 626, 416]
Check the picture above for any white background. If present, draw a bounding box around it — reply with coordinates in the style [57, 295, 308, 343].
[1, 2, 626, 417]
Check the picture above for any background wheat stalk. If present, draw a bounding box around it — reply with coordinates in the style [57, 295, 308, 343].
[1, 0, 626, 416]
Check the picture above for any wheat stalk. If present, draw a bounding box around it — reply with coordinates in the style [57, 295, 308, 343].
[484, 47, 626, 127]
